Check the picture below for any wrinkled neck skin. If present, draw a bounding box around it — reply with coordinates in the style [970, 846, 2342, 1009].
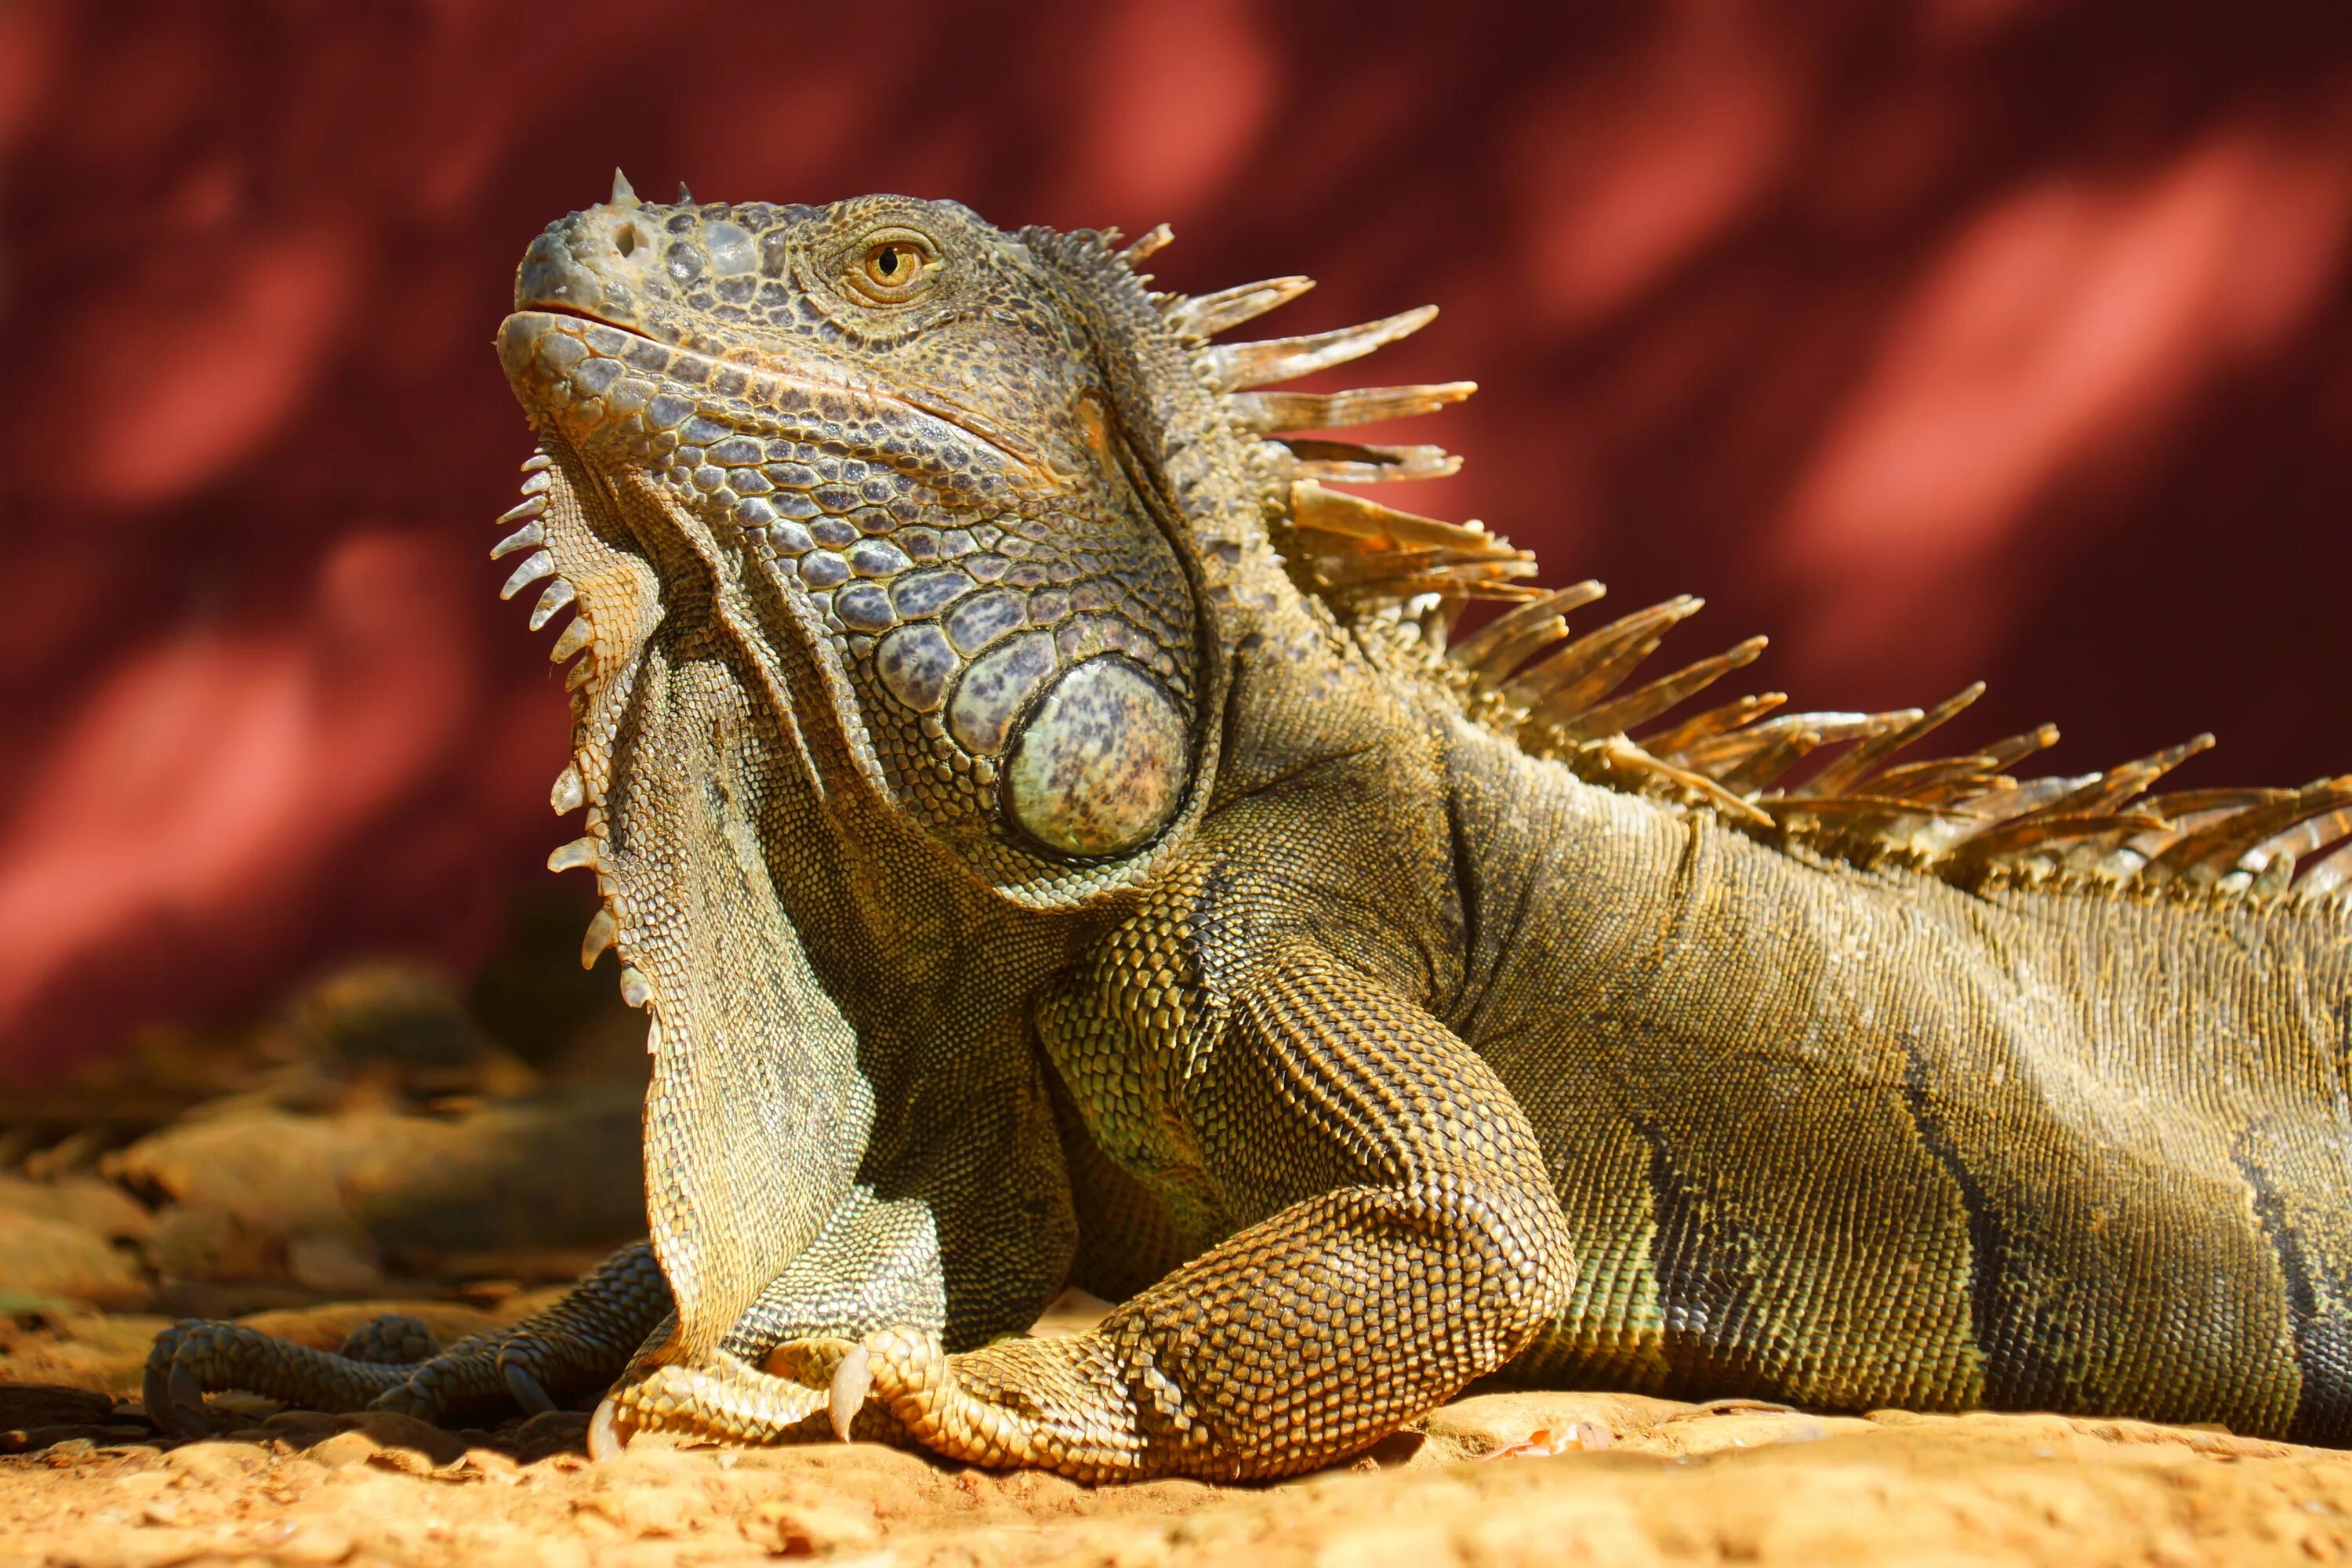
[516, 227, 1352, 1356]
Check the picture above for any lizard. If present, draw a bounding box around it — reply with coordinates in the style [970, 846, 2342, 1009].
[146, 174, 2352, 1482]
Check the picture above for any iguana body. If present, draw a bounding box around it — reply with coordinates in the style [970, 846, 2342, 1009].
[150, 183, 2352, 1478]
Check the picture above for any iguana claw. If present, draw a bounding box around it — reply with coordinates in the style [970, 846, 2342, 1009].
[503, 1362, 558, 1416]
[166, 1358, 207, 1439]
[587, 1393, 627, 1460]
[827, 1342, 870, 1441]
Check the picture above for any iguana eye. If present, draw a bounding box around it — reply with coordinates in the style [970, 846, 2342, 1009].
[847, 233, 935, 303]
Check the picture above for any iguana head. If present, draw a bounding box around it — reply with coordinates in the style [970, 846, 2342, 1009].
[497, 183, 1228, 900]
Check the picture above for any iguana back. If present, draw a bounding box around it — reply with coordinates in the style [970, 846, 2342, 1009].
[1443, 721, 2352, 1440]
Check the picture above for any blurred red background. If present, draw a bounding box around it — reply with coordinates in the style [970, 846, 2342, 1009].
[4, 0, 2349, 1080]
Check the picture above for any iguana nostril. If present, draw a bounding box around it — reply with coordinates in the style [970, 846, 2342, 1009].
[515, 238, 579, 305]
[615, 225, 639, 258]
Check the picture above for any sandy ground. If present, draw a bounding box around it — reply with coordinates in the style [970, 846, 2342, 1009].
[9, 1371, 2352, 1567]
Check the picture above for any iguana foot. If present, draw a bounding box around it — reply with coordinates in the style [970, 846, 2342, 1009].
[374, 1240, 673, 1421]
[144, 1319, 420, 1436]
[826, 1325, 1162, 1480]
[143, 1240, 672, 1434]
[586, 1339, 854, 1458]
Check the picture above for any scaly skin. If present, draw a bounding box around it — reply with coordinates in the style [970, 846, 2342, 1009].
[151, 183, 2352, 1475]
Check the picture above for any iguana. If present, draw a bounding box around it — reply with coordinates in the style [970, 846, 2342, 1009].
[147, 176, 2352, 1481]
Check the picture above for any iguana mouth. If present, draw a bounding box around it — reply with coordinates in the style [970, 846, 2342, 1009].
[497, 305, 1047, 484]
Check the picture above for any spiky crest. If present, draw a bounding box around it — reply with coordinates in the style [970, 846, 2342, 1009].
[1145, 253, 2352, 909]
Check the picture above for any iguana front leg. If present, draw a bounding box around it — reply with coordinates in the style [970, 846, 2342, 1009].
[829, 942, 1576, 1480]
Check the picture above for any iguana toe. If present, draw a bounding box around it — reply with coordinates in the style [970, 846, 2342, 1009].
[165, 1354, 208, 1438]
[361, 1332, 508, 1418]
[143, 1318, 413, 1435]
[844, 1325, 1154, 1479]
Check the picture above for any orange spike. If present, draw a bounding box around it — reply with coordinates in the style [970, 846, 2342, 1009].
[1288, 481, 1492, 550]
[1230, 383, 1475, 434]
[1551, 637, 1767, 744]
[1277, 439, 1461, 484]
[1790, 684, 1983, 801]
[1645, 693, 1789, 760]
[1160, 274, 1314, 339]
[1504, 599, 1704, 722]
[1117, 223, 1173, 264]
[1446, 583, 1607, 676]
[1203, 306, 1438, 391]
